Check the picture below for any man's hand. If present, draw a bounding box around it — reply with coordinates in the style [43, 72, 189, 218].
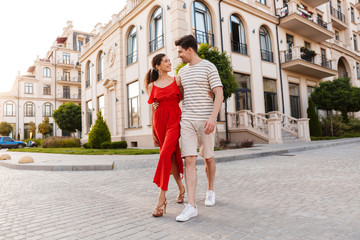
[204, 115, 217, 135]
[152, 102, 159, 110]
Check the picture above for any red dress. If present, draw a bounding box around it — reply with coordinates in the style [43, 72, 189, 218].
[148, 79, 183, 191]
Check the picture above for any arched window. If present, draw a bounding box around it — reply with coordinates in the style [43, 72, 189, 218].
[43, 103, 52, 117]
[97, 52, 104, 81]
[24, 102, 35, 117]
[230, 15, 247, 55]
[259, 26, 273, 62]
[43, 67, 51, 77]
[192, 1, 214, 46]
[149, 7, 164, 53]
[86, 61, 92, 88]
[4, 101, 15, 116]
[127, 27, 137, 65]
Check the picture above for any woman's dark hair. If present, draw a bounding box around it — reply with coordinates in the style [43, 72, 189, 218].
[144, 53, 166, 93]
[175, 35, 198, 52]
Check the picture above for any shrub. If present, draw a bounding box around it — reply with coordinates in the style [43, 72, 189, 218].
[101, 141, 128, 149]
[321, 114, 349, 137]
[33, 139, 45, 147]
[240, 139, 254, 148]
[41, 137, 81, 148]
[83, 142, 91, 149]
[307, 98, 322, 137]
[347, 117, 360, 132]
[88, 111, 111, 149]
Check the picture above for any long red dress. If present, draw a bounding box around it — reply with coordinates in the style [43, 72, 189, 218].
[148, 79, 183, 191]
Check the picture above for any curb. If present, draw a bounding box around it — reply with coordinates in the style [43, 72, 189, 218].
[0, 161, 114, 171]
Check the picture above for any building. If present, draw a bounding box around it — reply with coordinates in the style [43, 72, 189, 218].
[0, 21, 93, 139]
[82, 0, 359, 147]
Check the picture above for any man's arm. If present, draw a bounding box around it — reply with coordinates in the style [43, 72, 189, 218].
[204, 86, 224, 134]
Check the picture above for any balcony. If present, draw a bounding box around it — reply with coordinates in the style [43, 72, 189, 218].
[280, 47, 337, 78]
[300, 0, 328, 8]
[193, 29, 215, 47]
[57, 77, 81, 85]
[56, 59, 76, 67]
[279, 3, 334, 42]
[330, 7, 347, 30]
[231, 41, 248, 55]
[56, 93, 81, 102]
[356, 1, 360, 11]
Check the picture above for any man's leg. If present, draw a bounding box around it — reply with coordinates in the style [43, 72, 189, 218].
[185, 156, 197, 207]
[204, 157, 216, 191]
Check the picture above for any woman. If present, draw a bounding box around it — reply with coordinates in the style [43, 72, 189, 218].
[145, 53, 185, 217]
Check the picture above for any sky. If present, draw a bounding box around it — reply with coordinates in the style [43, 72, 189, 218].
[0, 0, 127, 92]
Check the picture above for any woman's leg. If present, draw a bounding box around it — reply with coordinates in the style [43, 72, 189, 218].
[171, 153, 185, 201]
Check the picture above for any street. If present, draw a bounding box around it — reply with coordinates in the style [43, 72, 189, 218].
[0, 143, 359, 240]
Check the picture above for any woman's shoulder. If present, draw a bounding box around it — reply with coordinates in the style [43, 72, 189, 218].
[173, 76, 181, 86]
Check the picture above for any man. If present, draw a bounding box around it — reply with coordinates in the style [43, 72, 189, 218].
[175, 35, 224, 222]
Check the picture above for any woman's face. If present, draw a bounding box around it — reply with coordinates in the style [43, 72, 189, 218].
[157, 56, 172, 73]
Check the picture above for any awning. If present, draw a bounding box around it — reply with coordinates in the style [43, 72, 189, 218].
[56, 37, 67, 43]
[27, 66, 35, 73]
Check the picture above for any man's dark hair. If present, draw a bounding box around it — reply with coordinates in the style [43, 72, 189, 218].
[175, 35, 198, 52]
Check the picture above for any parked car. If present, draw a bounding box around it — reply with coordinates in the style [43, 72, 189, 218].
[0, 137, 26, 149]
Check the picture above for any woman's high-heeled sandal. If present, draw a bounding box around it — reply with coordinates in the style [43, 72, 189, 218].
[152, 198, 167, 217]
[176, 189, 185, 203]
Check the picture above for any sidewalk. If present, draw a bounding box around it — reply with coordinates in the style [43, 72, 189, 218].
[0, 137, 359, 171]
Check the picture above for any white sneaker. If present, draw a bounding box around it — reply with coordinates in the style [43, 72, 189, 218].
[205, 190, 215, 206]
[176, 204, 198, 222]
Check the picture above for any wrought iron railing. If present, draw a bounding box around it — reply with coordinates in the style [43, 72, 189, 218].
[127, 51, 138, 65]
[194, 29, 214, 47]
[149, 35, 164, 53]
[261, 50, 274, 62]
[97, 73, 102, 81]
[316, 18, 328, 29]
[330, 6, 346, 23]
[231, 41, 248, 55]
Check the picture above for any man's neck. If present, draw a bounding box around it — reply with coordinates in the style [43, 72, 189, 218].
[188, 55, 202, 66]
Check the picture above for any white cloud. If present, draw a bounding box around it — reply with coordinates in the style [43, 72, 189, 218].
[0, 0, 126, 92]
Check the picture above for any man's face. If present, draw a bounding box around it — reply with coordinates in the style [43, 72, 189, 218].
[177, 46, 191, 63]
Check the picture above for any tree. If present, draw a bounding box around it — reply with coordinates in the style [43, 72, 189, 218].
[0, 122, 12, 136]
[29, 121, 36, 139]
[88, 111, 111, 149]
[38, 117, 51, 138]
[307, 98, 322, 137]
[176, 43, 238, 140]
[52, 102, 81, 135]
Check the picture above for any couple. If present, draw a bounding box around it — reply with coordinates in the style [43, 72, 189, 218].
[145, 35, 224, 222]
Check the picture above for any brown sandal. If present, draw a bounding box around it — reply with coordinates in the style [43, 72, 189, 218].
[176, 189, 185, 203]
[152, 198, 167, 217]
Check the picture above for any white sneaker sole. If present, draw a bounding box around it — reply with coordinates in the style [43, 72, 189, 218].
[176, 212, 198, 222]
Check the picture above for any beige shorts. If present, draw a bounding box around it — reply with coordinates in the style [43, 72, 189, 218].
[180, 119, 215, 159]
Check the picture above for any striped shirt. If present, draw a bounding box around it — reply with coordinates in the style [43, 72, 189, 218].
[178, 59, 223, 121]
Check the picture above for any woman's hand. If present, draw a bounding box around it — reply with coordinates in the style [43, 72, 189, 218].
[152, 102, 159, 110]
[153, 134, 160, 146]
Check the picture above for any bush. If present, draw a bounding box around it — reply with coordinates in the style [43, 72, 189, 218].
[33, 139, 45, 147]
[347, 117, 360, 132]
[101, 141, 128, 149]
[41, 137, 81, 148]
[83, 142, 91, 149]
[307, 98, 322, 137]
[321, 114, 349, 137]
[240, 139, 254, 148]
[88, 111, 111, 149]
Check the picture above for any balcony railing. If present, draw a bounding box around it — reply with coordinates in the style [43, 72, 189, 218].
[231, 41, 248, 55]
[97, 73, 102, 81]
[261, 50, 274, 63]
[280, 5, 328, 29]
[86, 80, 90, 88]
[149, 35, 164, 53]
[127, 51, 138, 65]
[330, 7, 346, 23]
[57, 93, 81, 100]
[193, 29, 214, 47]
[58, 77, 81, 82]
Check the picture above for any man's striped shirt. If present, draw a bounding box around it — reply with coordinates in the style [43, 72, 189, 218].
[178, 59, 223, 121]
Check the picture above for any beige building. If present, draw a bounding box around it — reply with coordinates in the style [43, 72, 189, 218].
[78, 0, 360, 147]
[0, 21, 93, 139]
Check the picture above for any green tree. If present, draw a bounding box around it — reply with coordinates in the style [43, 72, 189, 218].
[307, 98, 322, 137]
[29, 121, 36, 139]
[349, 87, 360, 113]
[38, 117, 51, 138]
[0, 122, 12, 136]
[176, 43, 238, 140]
[88, 111, 111, 149]
[52, 102, 81, 135]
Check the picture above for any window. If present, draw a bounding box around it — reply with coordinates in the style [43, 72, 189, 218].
[149, 7, 164, 53]
[234, 73, 252, 111]
[78, 71, 81, 82]
[354, 35, 358, 51]
[230, 15, 247, 55]
[25, 102, 35, 117]
[43, 85, 51, 95]
[289, 83, 301, 119]
[351, 7, 355, 23]
[263, 78, 277, 113]
[257, 0, 266, 5]
[63, 86, 70, 99]
[285, 34, 294, 61]
[78, 87, 81, 99]
[86, 101, 92, 132]
[98, 51, 104, 81]
[357, 63, 360, 79]
[259, 26, 273, 62]
[320, 48, 330, 68]
[192, 1, 214, 46]
[86, 62, 92, 88]
[63, 53, 70, 64]
[307, 86, 315, 98]
[128, 81, 140, 127]
[25, 83, 33, 94]
[43, 67, 51, 77]
[4, 101, 15, 116]
[78, 40, 83, 51]
[98, 95, 104, 116]
[127, 27, 137, 65]
[63, 70, 70, 81]
[335, 30, 339, 41]
[43, 103, 52, 117]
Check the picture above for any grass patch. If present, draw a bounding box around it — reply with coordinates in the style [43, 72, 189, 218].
[311, 133, 360, 141]
[8, 147, 160, 155]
